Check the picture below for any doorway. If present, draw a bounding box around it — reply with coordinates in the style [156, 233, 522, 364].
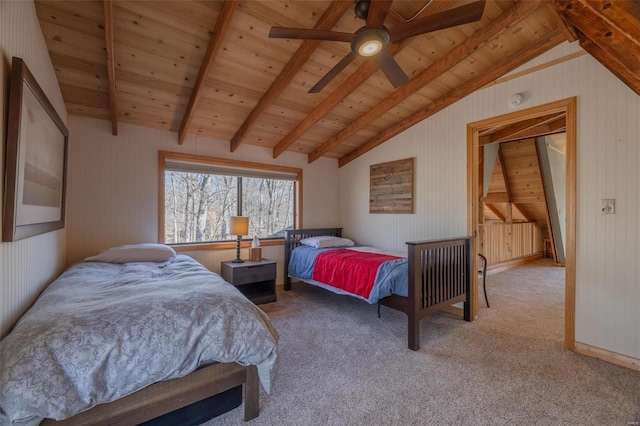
[467, 97, 577, 350]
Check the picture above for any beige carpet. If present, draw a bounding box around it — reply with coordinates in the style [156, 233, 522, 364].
[206, 259, 640, 425]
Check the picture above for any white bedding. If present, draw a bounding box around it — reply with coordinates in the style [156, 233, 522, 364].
[0, 255, 279, 425]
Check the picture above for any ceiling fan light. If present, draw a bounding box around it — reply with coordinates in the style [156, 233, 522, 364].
[352, 27, 389, 57]
[359, 39, 383, 56]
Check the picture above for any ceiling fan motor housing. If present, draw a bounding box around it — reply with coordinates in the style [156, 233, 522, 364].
[354, 0, 370, 21]
[351, 26, 390, 57]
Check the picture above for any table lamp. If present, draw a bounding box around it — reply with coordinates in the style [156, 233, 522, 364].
[230, 216, 249, 263]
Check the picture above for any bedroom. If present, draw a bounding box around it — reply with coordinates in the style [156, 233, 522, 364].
[1, 0, 639, 424]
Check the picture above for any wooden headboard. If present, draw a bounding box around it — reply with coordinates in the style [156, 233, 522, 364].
[283, 228, 342, 290]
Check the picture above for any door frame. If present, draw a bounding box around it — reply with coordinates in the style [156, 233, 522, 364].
[466, 97, 577, 350]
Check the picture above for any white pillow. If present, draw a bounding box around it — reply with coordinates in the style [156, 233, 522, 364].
[299, 236, 354, 249]
[84, 243, 176, 263]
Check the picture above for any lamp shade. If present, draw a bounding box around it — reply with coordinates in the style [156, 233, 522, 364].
[230, 216, 249, 236]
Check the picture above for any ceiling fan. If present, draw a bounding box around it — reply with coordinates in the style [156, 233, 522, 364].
[269, 0, 486, 93]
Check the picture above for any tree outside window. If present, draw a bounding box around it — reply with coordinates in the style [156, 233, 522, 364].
[160, 152, 300, 245]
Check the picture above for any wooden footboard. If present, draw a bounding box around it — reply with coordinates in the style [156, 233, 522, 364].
[41, 363, 259, 425]
[284, 229, 472, 351]
[385, 236, 473, 350]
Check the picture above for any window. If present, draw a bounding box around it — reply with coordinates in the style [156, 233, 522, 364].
[159, 151, 302, 245]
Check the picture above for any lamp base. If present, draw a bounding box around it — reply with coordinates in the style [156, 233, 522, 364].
[232, 236, 244, 263]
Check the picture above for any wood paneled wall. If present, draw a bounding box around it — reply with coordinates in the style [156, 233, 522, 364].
[0, 0, 68, 337]
[482, 222, 543, 264]
[339, 41, 640, 361]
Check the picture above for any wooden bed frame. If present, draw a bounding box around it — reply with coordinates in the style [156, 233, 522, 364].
[41, 362, 259, 425]
[284, 228, 473, 350]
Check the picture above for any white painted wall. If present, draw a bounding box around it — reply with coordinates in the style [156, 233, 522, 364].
[0, 0, 68, 337]
[339, 41, 640, 361]
[66, 116, 340, 282]
[545, 133, 567, 252]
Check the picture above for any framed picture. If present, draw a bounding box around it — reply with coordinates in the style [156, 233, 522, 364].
[2, 57, 68, 242]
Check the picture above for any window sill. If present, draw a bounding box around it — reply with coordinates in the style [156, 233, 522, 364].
[170, 239, 284, 252]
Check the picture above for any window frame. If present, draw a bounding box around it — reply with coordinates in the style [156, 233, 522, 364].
[158, 151, 303, 251]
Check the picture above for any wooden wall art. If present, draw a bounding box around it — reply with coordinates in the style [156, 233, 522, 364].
[369, 157, 414, 214]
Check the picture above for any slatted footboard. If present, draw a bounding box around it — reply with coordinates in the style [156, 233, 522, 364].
[381, 237, 473, 350]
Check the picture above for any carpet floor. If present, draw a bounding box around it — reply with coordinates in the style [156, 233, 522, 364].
[205, 259, 640, 426]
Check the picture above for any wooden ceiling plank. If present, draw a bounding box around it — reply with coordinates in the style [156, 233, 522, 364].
[555, 0, 640, 72]
[579, 35, 640, 96]
[513, 203, 534, 222]
[103, 0, 118, 136]
[178, 0, 240, 145]
[498, 145, 513, 202]
[339, 30, 564, 167]
[543, 1, 578, 42]
[229, 1, 351, 152]
[309, 0, 543, 163]
[485, 203, 506, 222]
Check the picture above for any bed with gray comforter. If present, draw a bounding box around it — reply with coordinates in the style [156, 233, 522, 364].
[0, 254, 279, 425]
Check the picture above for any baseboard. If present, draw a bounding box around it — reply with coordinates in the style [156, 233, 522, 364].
[487, 253, 544, 275]
[574, 342, 640, 372]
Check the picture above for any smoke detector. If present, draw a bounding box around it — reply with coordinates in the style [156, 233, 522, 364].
[508, 93, 524, 108]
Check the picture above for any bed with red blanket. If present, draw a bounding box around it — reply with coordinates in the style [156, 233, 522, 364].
[284, 228, 474, 350]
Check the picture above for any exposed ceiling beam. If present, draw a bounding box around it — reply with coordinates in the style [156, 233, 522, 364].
[339, 30, 564, 167]
[543, 1, 578, 42]
[308, 0, 542, 163]
[103, 0, 118, 136]
[498, 146, 513, 202]
[178, 0, 239, 146]
[229, 1, 351, 153]
[579, 35, 640, 96]
[584, 0, 640, 41]
[555, 0, 640, 73]
[484, 192, 509, 203]
[485, 203, 506, 222]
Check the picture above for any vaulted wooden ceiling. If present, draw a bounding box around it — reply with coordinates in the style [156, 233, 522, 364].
[34, 0, 640, 166]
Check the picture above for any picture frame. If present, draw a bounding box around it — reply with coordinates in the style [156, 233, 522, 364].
[369, 157, 414, 214]
[2, 57, 68, 242]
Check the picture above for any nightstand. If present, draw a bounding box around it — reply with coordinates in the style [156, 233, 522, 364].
[221, 259, 277, 305]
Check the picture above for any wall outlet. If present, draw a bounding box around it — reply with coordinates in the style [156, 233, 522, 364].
[601, 199, 615, 214]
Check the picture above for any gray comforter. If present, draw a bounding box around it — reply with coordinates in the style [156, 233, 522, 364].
[0, 255, 279, 425]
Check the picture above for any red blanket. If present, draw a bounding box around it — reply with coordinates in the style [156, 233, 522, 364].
[312, 249, 403, 298]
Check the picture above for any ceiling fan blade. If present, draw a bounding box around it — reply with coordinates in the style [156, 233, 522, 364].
[309, 51, 358, 93]
[388, 0, 486, 41]
[374, 50, 409, 89]
[269, 27, 354, 42]
[366, 0, 393, 28]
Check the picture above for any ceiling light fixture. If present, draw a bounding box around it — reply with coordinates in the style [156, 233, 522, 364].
[359, 39, 383, 56]
[351, 27, 389, 57]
